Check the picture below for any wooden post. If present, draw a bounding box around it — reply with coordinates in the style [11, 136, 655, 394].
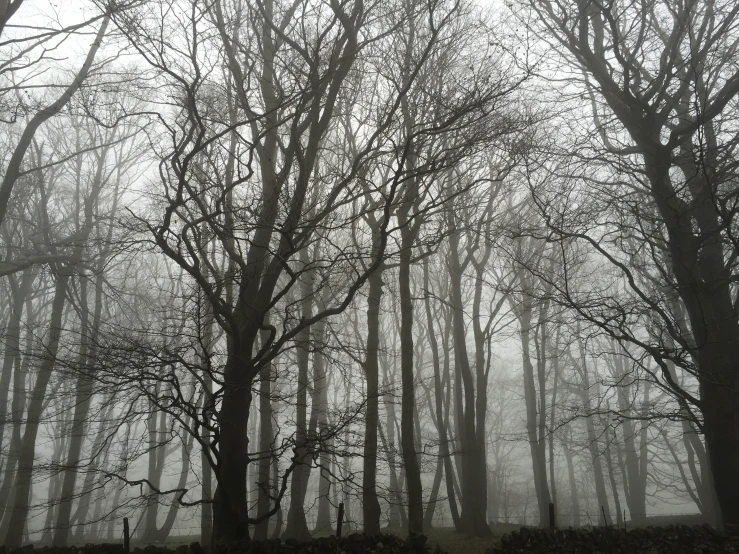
[123, 517, 130, 553]
[337, 502, 345, 538]
[548, 503, 555, 529]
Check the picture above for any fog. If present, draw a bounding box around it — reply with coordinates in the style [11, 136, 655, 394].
[0, 0, 736, 549]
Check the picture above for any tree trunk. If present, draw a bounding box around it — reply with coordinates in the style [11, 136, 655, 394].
[283, 258, 314, 541]
[254, 327, 274, 540]
[270, 456, 283, 540]
[154, 431, 195, 542]
[605, 435, 623, 527]
[53, 276, 95, 545]
[141, 390, 167, 542]
[448, 229, 490, 537]
[423, 454, 443, 529]
[4, 271, 69, 548]
[397, 239, 423, 535]
[516, 299, 551, 527]
[313, 306, 331, 534]
[438, 306, 461, 529]
[362, 267, 383, 534]
[212, 344, 252, 544]
[562, 437, 580, 527]
[612, 348, 647, 524]
[0, 268, 33, 468]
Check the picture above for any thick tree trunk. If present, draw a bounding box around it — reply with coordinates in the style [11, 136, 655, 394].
[644, 153, 739, 527]
[212, 345, 252, 544]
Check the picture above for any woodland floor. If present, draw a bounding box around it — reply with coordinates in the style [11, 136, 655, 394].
[424, 526, 507, 554]
[47, 516, 709, 554]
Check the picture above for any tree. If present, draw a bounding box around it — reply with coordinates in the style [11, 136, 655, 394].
[522, 0, 739, 527]
[111, 0, 504, 542]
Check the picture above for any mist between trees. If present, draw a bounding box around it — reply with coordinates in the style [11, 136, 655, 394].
[0, 0, 737, 549]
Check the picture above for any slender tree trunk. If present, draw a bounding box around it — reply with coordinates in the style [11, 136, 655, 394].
[397, 239, 423, 534]
[69, 399, 115, 539]
[605, 437, 623, 527]
[5, 271, 70, 548]
[88, 445, 111, 541]
[53, 276, 94, 545]
[423, 454, 443, 529]
[40, 398, 69, 543]
[142, 391, 167, 542]
[154, 431, 194, 542]
[438, 306, 461, 529]
[254, 325, 274, 540]
[575, 334, 611, 526]
[283, 256, 314, 541]
[0, 292, 32, 534]
[380, 342, 408, 530]
[200, 379, 214, 545]
[0, 268, 33, 466]
[548, 328, 561, 516]
[562, 438, 580, 527]
[516, 299, 551, 527]
[270, 456, 283, 540]
[313, 312, 331, 534]
[362, 267, 383, 534]
[448, 229, 490, 537]
[612, 348, 647, 524]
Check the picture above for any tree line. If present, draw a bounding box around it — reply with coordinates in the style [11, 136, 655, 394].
[0, 0, 737, 548]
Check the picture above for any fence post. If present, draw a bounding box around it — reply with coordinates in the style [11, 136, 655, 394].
[548, 503, 555, 529]
[337, 502, 345, 538]
[123, 517, 130, 553]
